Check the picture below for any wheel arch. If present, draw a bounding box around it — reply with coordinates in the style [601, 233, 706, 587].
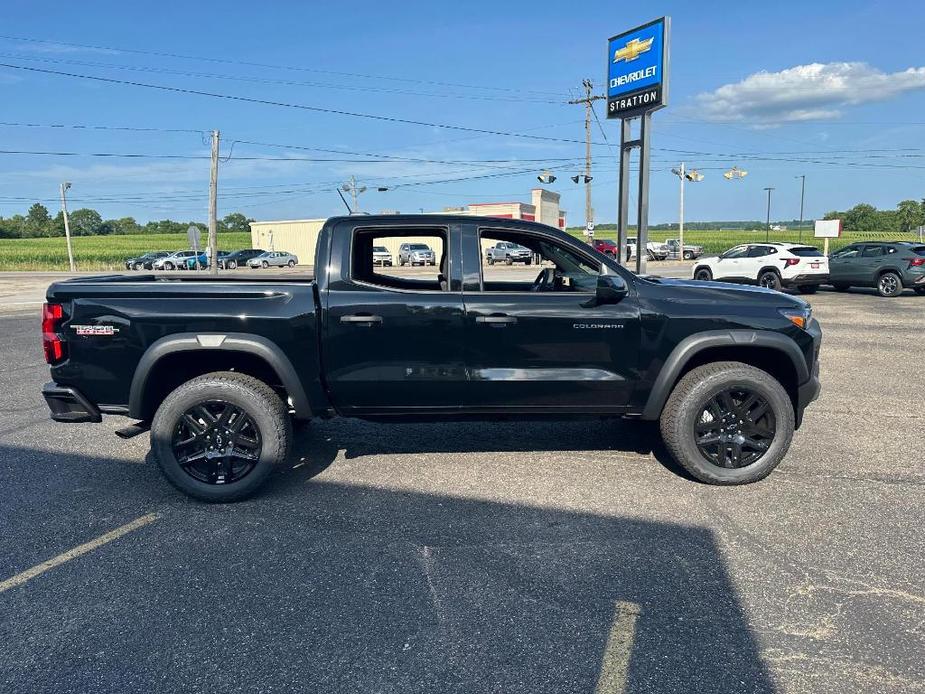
[129, 333, 311, 422]
[640, 330, 807, 424]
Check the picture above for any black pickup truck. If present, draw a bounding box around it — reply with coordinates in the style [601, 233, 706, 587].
[42, 215, 821, 500]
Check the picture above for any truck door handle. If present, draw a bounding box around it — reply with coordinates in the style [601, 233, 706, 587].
[340, 314, 383, 325]
[476, 315, 517, 325]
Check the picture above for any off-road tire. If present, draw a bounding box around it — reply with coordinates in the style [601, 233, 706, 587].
[151, 371, 292, 502]
[659, 361, 795, 485]
[758, 270, 782, 291]
[693, 267, 712, 281]
[877, 271, 903, 297]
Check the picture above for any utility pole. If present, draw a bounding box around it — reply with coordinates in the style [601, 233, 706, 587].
[208, 129, 220, 276]
[59, 181, 75, 272]
[342, 176, 367, 214]
[763, 187, 775, 242]
[569, 79, 605, 240]
[795, 175, 806, 243]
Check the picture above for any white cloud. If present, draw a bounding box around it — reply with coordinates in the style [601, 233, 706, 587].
[694, 62, 925, 124]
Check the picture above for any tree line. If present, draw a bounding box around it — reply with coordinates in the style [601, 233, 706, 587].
[573, 199, 925, 233]
[0, 203, 254, 239]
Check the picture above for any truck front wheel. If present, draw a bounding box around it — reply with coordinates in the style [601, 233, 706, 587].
[659, 361, 794, 485]
[151, 371, 292, 502]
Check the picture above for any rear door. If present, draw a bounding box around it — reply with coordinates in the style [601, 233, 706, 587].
[460, 224, 640, 411]
[323, 223, 466, 413]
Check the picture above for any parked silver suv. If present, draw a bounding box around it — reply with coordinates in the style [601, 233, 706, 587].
[485, 241, 533, 265]
[398, 243, 436, 266]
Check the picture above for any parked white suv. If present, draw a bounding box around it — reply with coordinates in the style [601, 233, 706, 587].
[692, 242, 829, 293]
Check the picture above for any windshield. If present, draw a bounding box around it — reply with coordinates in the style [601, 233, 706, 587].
[373, 246, 388, 252]
[409, 244, 430, 250]
[790, 246, 824, 257]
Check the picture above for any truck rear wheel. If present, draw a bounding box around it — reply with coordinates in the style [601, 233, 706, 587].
[659, 361, 794, 485]
[151, 371, 292, 502]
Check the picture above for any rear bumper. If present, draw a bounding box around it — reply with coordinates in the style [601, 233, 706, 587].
[42, 382, 102, 423]
[785, 273, 829, 286]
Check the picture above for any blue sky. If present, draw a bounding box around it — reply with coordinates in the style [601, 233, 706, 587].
[2, 0, 924, 226]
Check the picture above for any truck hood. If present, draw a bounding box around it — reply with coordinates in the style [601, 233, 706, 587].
[638, 276, 809, 309]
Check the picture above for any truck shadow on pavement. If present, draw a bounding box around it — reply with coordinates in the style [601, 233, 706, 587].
[0, 442, 775, 694]
[286, 417, 692, 482]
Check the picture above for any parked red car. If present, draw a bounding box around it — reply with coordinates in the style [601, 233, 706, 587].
[592, 239, 620, 257]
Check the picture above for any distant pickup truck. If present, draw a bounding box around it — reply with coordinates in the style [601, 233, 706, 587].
[665, 239, 704, 260]
[42, 215, 821, 501]
[485, 241, 533, 265]
[628, 237, 669, 261]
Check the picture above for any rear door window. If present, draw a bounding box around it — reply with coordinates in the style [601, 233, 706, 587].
[862, 245, 884, 257]
[909, 246, 925, 257]
[789, 246, 824, 257]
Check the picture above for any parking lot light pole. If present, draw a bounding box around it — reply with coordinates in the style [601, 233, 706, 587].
[795, 175, 806, 243]
[763, 187, 775, 242]
[59, 181, 76, 272]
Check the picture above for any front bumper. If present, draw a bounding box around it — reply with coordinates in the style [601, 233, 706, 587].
[42, 382, 102, 423]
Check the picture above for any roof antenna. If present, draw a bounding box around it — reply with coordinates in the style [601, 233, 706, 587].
[336, 187, 353, 214]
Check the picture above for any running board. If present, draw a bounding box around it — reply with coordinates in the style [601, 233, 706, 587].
[115, 421, 150, 439]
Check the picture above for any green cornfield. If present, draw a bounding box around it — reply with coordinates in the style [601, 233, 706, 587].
[0, 232, 252, 271]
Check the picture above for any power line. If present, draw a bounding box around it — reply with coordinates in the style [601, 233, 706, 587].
[0, 62, 599, 146]
[0, 34, 567, 98]
[0, 121, 205, 134]
[0, 52, 565, 105]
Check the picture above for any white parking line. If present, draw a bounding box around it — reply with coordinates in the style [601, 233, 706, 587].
[0, 512, 159, 593]
[594, 601, 641, 694]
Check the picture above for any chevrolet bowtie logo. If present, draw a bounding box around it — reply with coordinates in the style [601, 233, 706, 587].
[613, 37, 654, 63]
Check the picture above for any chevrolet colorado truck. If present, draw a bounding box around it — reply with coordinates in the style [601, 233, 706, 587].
[42, 215, 821, 501]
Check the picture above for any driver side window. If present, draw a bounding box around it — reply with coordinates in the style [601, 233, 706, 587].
[479, 229, 600, 293]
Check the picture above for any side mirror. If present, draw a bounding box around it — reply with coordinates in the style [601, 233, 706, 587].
[596, 273, 628, 304]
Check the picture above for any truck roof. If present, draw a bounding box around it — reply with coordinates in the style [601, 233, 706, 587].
[324, 214, 568, 236]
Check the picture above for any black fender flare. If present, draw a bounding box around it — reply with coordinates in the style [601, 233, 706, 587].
[640, 330, 808, 420]
[129, 332, 311, 420]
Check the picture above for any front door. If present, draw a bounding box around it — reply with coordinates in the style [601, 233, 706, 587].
[324, 227, 466, 414]
[829, 244, 862, 283]
[461, 227, 640, 411]
[713, 245, 750, 280]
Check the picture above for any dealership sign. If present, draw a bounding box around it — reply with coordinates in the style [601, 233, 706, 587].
[606, 17, 669, 119]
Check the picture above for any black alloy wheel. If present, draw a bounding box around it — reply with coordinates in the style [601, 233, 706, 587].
[758, 271, 782, 290]
[172, 400, 262, 485]
[694, 268, 712, 281]
[693, 387, 776, 469]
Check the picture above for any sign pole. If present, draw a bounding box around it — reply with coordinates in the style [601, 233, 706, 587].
[636, 112, 652, 276]
[617, 119, 632, 267]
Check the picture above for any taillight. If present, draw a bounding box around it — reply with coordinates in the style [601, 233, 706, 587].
[910, 257, 925, 267]
[42, 302, 67, 364]
[784, 258, 801, 267]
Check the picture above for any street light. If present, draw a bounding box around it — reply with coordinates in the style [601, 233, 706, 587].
[59, 181, 75, 272]
[795, 175, 806, 242]
[723, 166, 748, 181]
[763, 187, 775, 242]
[670, 163, 704, 261]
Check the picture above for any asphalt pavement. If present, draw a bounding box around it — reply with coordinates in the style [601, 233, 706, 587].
[0, 276, 923, 693]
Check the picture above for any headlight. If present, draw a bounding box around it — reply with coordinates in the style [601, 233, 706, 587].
[779, 306, 812, 329]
